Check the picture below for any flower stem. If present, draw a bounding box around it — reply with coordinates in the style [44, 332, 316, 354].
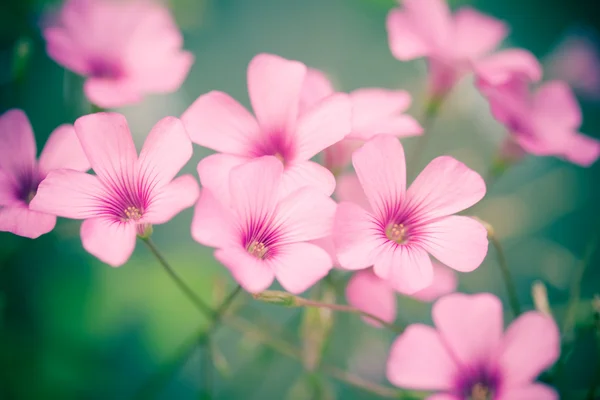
[409, 93, 445, 173]
[489, 235, 521, 317]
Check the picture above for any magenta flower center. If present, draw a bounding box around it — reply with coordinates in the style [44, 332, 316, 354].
[456, 366, 499, 400]
[88, 58, 124, 79]
[385, 223, 409, 244]
[252, 132, 294, 165]
[16, 168, 41, 205]
[247, 241, 268, 259]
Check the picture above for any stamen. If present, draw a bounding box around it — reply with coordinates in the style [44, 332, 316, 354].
[470, 382, 492, 400]
[248, 241, 268, 259]
[26, 190, 36, 205]
[385, 223, 408, 244]
[123, 206, 143, 221]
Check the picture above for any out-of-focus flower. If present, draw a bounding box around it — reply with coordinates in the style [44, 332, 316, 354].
[43, 0, 194, 108]
[386, 0, 541, 97]
[480, 79, 600, 166]
[0, 109, 89, 238]
[31, 113, 198, 266]
[300, 68, 422, 174]
[182, 53, 352, 199]
[387, 293, 560, 399]
[333, 135, 488, 292]
[191, 156, 336, 294]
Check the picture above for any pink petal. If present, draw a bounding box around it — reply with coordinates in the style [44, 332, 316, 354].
[425, 395, 460, 400]
[74, 112, 137, 184]
[352, 135, 406, 218]
[0, 206, 56, 239]
[143, 175, 199, 225]
[310, 236, 339, 267]
[181, 91, 260, 155]
[294, 93, 352, 160]
[350, 89, 413, 135]
[346, 269, 397, 326]
[38, 124, 90, 176]
[406, 156, 486, 221]
[386, 324, 459, 390]
[138, 116, 193, 188]
[83, 78, 143, 108]
[562, 132, 600, 167]
[452, 7, 508, 59]
[419, 216, 489, 272]
[29, 169, 105, 219]
[373, 244, 434, 294]
[386, 9, 431, 61]
[272, 242, 332, 294]
[247, 53, 307, 132]
[196, 153, 248, 205]
[280, 161, 336, 197]
[299, 68, 335, 114]
[133, 51, 193, 93]
[0, 109, 37, 177]
[214, 247, 275, 293]
[0, 170, 19, 206]
[348, 115, 423, 141]
[532, 81, 582, 129]
[43, 27, 89, 75]
[410, 263, 457, 302]
[501, 384, 558, 400]
[432, 293, 503, 367]
[497, 312, 560, 387]
[335, 173, 370, 211]
[402, 0, 453, 50]
[191, 189, 239, 249]
[333, 201, 385, 270]
[80, 218, 137, 267]
[321, 139, 363, 176]
[474, 49, 542, 86]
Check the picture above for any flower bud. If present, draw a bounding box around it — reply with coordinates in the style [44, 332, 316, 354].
[531, 281, 552, 317]
[136, 223, 153, 239]
[252, 290, 299, 307]
[471, 216, 494, 238]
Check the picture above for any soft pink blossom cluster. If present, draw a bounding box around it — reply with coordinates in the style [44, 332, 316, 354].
[2, 0, 597, 398]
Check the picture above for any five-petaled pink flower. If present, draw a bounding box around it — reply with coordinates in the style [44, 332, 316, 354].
[386, 0, 541, 97]
[191, 156, 336, 294]
[0, 109, 89, 238]
[181, 53, 352, 199]
[43, 0, 194, 108]
[300, 68, 422, 174]
[333, 135, 488, 292]
[479, 79, 600, 166]
[30, 112, 199, 266]
[387, 293, 560, 400]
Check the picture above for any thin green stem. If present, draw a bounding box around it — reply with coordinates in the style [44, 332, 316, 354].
[490, 235, 521, 317]
[408, 94, 446, 173]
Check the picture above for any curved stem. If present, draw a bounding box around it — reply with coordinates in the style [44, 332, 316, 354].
[490, 235, 521, 317]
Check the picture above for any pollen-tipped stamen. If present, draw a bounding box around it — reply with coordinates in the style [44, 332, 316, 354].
[248, 241, 268, 259]
[123, 206, 143, 221]
[386, 223, 408, 244]
[469, 383, 492, 400]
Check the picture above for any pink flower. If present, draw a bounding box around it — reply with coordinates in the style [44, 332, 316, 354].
[191, 156, 336, 294]
[333, 135, 488, 292]
[299, 68, 423, 173]
[181, 53, 352, 199]
[0, 109, 90, 238]
[387, 293, 560, 399]
[30, 112, 199, 266]
[43, 0, 194, 108]
[386, 0, 541, 96]
[480, 79, 600, 166]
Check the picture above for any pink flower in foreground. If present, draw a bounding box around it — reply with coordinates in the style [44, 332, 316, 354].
[333, 135, 488, 292]
[30, 113, 199, 266]
[43, 0, 194, 108]
[386, 0, 541, 96]
[191, 156, 336, 293]
[480, 79, 600, 166]
[387, 293, 560, 399]
[300, 68, 422, 174]
[0, 110, 89, 238]
[181, 53, 352, 199]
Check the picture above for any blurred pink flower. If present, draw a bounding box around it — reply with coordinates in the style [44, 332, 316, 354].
[182, 53, 352, 199]
[30, 113, 199, 266]
[480, 79, 600, 166]
[43, 0, 194, 108]
[387, 293, 560, 400]
[300, 68, 422, 174]
[191, 156, 336, 293]
[0, 109, 89, 238]
[333, 135, 487, 292]
[386, 0, 541, 96]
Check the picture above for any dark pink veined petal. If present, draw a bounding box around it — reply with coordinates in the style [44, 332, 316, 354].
[299, 68, 335, 115]
[346, 269, 397, 326]
[562, 132, 600, 167]
[497, 312, 560, 388]
[352, 135, 406, 219]
[280, 160, 336, 197]
[83, 78, 143, 108]
[501, 384, 558, 400]
[196, 153, 249, 205]
[474, 49, 542, 86]
[373, 243, 434, 294]
[452, 7, 508, 60]
[333, 201, 385, 270]
[247, 53, 307, 132]
[271, 242, 332, 294]
[0, 170, 19, 206]
[80, 218, 137, 267]
[432, 293, 504, 367]
[181, 91, 261, 155]
[294, 93, 352, 161]
[191, 188, 239, 249]
[0, 205, 56, 239]
[386, 8, 431, 61]
[38, 124, 90, 176]
[335, 173, 370, 211]
[410, 263, 457, 302]
[143, 174, 199, 225]
[386, 324, 459, 390]
[532, 81, 582, 130]
[43, 27, 89, 75]
[0, 109, 37, 178]
[138, 116, 193, 190]
[29, 169, 105, 219]
[419, 216, 489, 272]
[215, 247, 275, 293]
[406, 156, 486, 221]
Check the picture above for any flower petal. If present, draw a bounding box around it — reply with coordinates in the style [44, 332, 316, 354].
[43, 27, 89, 74]
[562, 132, 600, 167]
[432, 293, 504, 367]
[272, 242, 332, 294]
[452, 7, 508, 59]
[350, 89, 412, 129]
[299, 68, 335, 114]
[0, 170, 19, 206]
[181, 91, 260, 155]
[426, 395, 460, 400]
[386, 324, 459, 390]
[532, 81, 582, 129]
[215, 247, 275, 293]
[280, 160, 336, 197]
[80, 218, 137, 267]
[410, 263, 457, 302]
[474, 49, 542, 86]
[0, 109, 37, 178]
[346, 269, 397, 326]
[501, 384, 558, 400]
[143, 175, 199, 225]
[335, 173, 370, 211]
[0, 206, 56, 239]
[38, 124, 90, 176]
[83, 78, 143, 108]
[373, 244, 434, 294]
[386, 9, 431, 61]
[196, 153, 248, 205]
[191, 188, 239, 249]
[348, 115, 423, 141]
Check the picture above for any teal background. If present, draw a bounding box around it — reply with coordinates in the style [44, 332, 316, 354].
[1, 0, 599, 398]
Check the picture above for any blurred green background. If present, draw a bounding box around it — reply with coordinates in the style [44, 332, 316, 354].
[1, 0, 600, 398]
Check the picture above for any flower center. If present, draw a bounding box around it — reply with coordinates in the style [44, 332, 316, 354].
[123, 206, 143, 222]
[248, 241, 268, 259]
[469, 383, 492, 400]
[88, 58, 123, 79]
[385, 223, 408, 244]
